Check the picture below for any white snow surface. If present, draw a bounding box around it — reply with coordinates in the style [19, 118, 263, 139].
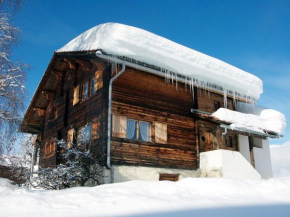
[1, 178, 290, 217]
[57, 23, 263, 100]
[270, 141, 290, 178]
[212, 107, 286, 135]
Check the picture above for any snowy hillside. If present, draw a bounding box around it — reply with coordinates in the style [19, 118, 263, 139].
[1, 177, 290, 217]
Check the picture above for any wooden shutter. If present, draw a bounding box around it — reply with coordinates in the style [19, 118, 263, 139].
[155, 122, 167, 144]
[73, 85, 80, 105]
[112, 115, 126, 138]
[95, 70, 103, 92]
[91, 121, 101, 140]
[67, 129, 74, 148]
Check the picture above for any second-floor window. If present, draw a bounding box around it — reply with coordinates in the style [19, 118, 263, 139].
[112, 115, 167, 144]
[127, 119, 151, 142]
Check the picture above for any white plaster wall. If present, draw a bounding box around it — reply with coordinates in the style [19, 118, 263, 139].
[253, 138, 273, 179]
[238, 135, 251, 163]
[222, 150, 261, 180]
[200, 150, 261, 180]
[113, 165, 199, 183]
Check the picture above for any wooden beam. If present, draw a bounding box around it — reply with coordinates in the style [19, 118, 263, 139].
[33, 107, 45, 116]
[76, 59, 91, 71]
[52, 70, 63, 80]
[64, 58, 76, 69]
[91, 59, 105, 71]
[41, 91, 54, 100]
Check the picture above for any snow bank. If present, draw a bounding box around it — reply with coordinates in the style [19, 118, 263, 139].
[1, 177, 290, 217]
[212, 107, 286, 135]
[57, 23, 263, 100]
[270, 141, 290, 178]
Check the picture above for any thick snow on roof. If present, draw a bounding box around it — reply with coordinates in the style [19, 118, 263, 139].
[212, 107, 286, 136]
[57, 23, 263, 100]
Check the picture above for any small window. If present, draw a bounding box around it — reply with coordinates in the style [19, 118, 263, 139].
[73, 85, 80, 106]
[45, 139, 55, 155]
[214, 101, 221, 111]
[77, 124, 91, 149]
[82, 82, 89, 101]
[226, 136, 233, 147]
[91, 77, 96, 95]
[159, 174, 179, 182]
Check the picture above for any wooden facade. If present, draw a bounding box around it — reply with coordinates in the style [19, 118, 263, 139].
[21, 52, 253, 173]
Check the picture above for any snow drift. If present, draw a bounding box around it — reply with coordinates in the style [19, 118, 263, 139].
[1, 177, 290, 217]
[212, 107, 286, 136]
[57, 23, 263, 101]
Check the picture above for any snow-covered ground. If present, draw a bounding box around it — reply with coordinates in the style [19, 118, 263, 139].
[1, 177, 290, 217]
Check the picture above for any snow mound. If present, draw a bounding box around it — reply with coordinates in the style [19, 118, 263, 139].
[212, 107, 286, 135]
[57, 23, 263, 100]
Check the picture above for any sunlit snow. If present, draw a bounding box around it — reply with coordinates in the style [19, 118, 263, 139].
[57, 23, 263, 101]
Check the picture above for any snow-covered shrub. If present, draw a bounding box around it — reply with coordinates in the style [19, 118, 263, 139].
[28, 139, 105, 190]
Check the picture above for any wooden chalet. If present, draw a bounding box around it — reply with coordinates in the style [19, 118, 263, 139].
[21, 24, 280, 183]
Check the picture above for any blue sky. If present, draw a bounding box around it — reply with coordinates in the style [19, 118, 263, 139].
[12, 0, 290, 145]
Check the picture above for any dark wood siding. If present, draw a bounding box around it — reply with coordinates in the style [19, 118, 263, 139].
[111, 67, 198, 169]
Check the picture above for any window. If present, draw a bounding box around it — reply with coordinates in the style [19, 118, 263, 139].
[45, 139, 55, 155]
[112, 115, 154, 142]
[139, 121, 151, 141]
[73, 85, 80, 105]
[159, 174, 179, 181]
[126, 119, 151, 141]
[91, 77, 96, 95]
[77, 124, 91, 149]
[127, 119, 137, 140]
[214, 101, 221, 111]
[82, 82, 89, 101]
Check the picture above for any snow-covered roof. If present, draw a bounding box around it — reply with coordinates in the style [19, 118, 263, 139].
[212, 106, 286, 136]
[57, 23, 263, 101]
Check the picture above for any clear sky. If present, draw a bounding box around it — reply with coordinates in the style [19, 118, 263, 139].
[12, 0, 290, 145]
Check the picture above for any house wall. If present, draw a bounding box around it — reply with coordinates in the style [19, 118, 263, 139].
[238, 135, 251, 163]
[40, 61, 107, 167]
[253, 138, 273, 179]
[199, 150, 261, 180]
[111, 67, 198, 169]
[113, 165, 199, 182]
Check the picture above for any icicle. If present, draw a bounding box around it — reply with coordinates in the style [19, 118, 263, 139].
[223, 89, 228, 108]
[175, 73, 178, 92]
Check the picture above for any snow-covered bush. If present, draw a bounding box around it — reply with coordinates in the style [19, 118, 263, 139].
[28, 139, 105, 190]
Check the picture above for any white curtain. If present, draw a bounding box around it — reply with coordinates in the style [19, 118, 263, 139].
[127, 119, 137, 139]
[139, 121, 150, 141]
